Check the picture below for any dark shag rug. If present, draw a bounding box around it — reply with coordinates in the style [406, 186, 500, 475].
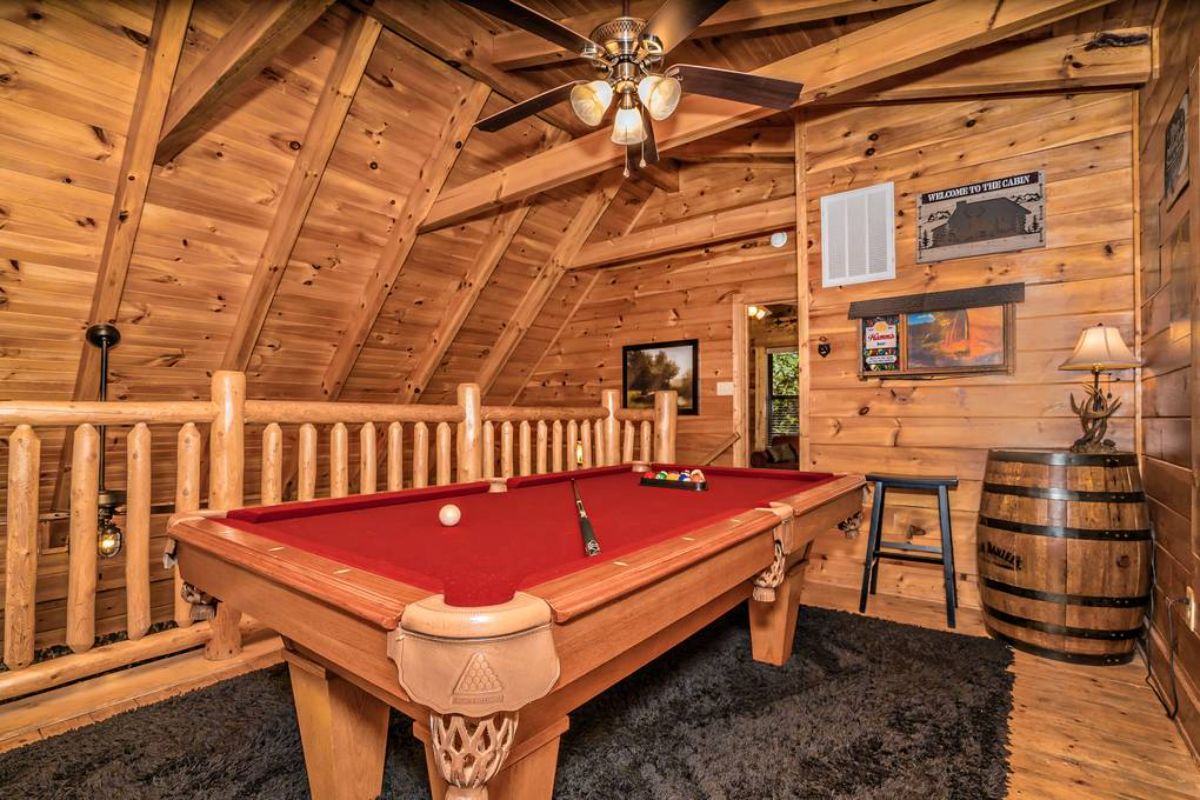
[0, 607, 1013, 800]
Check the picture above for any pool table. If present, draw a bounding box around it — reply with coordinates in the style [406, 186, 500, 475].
[167, 463, 864, 800]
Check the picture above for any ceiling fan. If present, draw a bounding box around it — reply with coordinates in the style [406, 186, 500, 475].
[460, 0, 804, 176]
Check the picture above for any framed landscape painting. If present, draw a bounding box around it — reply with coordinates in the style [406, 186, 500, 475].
[622, 339, 699, 415]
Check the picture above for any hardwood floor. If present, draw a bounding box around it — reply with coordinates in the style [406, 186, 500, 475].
[805, 582, 1200, 800]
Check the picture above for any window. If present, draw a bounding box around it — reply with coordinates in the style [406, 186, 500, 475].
[766, 349, 799, 437]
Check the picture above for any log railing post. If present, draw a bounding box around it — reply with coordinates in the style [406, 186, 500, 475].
[125, 423, 152, 640]
[175, 422, 202, 627]
[457, 383, 482, 482]
[207, 370, 245, 660]
[601, 389, 620, 466]
[435, 422, 452, 486]
[654, 390, 678, 463]
[4, 426, 40, 669]
[67, 424, 99, 654]
[262, 423, 283, 505]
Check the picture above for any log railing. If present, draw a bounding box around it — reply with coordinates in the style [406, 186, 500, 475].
[0, 372, 677, 700]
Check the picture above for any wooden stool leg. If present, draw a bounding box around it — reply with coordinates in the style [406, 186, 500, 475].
[286, 652, 389, 800]
[937, 485, 957, 628]
[859, 482, 885, 613]
[750, 559, 808, 666]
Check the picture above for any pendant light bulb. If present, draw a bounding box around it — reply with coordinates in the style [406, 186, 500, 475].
[611, 104, 646, 145]
[637, 74, 681, 121]
[570, 80, 614, 127]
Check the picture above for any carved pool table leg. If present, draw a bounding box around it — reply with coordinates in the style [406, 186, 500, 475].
[749, 556, 809, 667]
[430, 712, 518, 800]
[285, 651, 389, 800]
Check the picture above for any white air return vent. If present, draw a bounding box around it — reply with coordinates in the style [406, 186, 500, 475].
[820, 182, 895, 287]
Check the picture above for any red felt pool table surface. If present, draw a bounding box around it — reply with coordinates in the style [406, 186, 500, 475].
[224, 464, 836, 606]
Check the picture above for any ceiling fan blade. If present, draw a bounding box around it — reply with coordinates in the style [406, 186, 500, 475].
[671, 64, 803, 110]
[458, 0, 596, 55]
[640, 0, 729, 55]
[475, 81, 584, 132]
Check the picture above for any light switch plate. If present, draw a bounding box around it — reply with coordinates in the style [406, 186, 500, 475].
[716, 381, 734, 396]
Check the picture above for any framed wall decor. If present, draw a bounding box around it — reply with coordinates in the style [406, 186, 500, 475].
[622, 339, 699, 415]
[850, 284, 1023, 379]
[1163, 91, 1189, 211]
[917, 171, 1045, 263]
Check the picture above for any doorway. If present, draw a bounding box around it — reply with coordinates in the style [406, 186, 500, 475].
[732, 296, 800, 467]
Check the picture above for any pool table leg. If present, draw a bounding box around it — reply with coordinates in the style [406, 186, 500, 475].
[749, 558, 809, 667]
[285, 650, 389, 800]
[421, 714, 566, 800]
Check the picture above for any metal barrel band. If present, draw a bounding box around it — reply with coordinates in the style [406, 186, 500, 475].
[977, 515, 1151, 541]
[981, 482, 1146, 503]
[986, 449, 1139, 467]
[981, 577, 1150, 608]
[984, 607, 1143, 640]
[985, 627, 1135, 666]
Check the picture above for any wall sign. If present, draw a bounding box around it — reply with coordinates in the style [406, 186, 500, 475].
[860, 315, 900, 374]
[917, 171, 1045, 263]
[1164, 91, 1189, 211]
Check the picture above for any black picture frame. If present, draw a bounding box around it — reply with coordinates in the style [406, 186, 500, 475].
[621, 339, 700, 416]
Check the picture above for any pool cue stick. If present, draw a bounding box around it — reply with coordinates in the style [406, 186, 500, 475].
[570, 479, 601, 557]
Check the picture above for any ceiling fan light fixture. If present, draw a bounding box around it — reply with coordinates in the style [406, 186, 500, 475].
[637, 74, 681, 120]
[570, 80, 614, 127]
[611, 103, 646, 145]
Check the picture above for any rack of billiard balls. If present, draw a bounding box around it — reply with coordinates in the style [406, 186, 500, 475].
[638, 468, 708, 492]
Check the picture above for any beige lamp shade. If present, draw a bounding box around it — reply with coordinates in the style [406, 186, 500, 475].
[1059, 323, 1139, 371]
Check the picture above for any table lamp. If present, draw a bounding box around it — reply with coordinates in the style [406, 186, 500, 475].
[1058, 323, 1139, 453]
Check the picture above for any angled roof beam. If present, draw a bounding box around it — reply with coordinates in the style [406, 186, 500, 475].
[219, 12, 383, 373]
[476, 170, 625, 399]
[492, 0, 930, 70]
[318, 82, 494, 399]
[422, 0, 1115, 231]
[155, 0, 335, 164]
[569, 195, 796, 270]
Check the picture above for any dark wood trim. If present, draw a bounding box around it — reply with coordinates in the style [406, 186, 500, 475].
[848, 282, 1025, 319]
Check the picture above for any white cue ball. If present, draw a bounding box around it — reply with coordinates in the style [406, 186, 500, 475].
[438, 503, 462, 527]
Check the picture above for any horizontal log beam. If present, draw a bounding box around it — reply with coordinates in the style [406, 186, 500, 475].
[569, 196, 797, 270]
[423, 0, 1113, 231]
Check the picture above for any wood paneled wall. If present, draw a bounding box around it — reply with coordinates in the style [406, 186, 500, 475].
[1137, 0, 1200, 757]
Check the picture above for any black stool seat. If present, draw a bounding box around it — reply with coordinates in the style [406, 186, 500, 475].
[859, 473, 959, 627]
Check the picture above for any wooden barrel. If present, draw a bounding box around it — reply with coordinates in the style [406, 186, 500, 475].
[976, 449, 1151, 665]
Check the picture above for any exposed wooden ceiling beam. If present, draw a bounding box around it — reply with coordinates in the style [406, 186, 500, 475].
[53, 0, 193, 512]
[422, 0, 1115, 231]
[849, 26, 1152, 101]
[491, 0, 930, 70]
[395, 201, 536, 403]
[637, 160, 681, 194]
[318, 82, 494, 399]
[477, 170, 625, 398]
[155, 0, 335, 164]
[348, 0, 591, 135]
[219, 12, 383, 373]
[570, 195, 796, 270]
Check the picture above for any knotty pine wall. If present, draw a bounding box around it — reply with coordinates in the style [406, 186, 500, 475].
[1137, 0, 1200, 756]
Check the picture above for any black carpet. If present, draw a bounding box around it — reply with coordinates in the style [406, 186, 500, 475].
[0, 607, 1013, 799]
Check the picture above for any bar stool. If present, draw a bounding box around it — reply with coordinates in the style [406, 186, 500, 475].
[858, 473, 959, 628]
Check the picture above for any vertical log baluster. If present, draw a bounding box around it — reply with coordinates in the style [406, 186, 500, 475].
[331, 422, 349, 498]
[299, 423, 318, 501]
[175, 423, 201, 627]
[360, 422, 377, 495]
[593, 419, 604, 466]
[581, 420, 593, 468]
[640, 420, 652, 464]
[67, 424, 99, 654]
[125, 423, 152, 640]
[262, 423, 283, 505]
[457, 383, 482, 482]
[654, 390, 678, 463]
[552, 420, 563, 473]
[500, 421, 514, 478]
[518, 420, 532, 476]
[435, 422, 452, 486]
[601, 389, 620, 466]
[566, 420, 579, 472]
[482, 421, 496, 479]
[623, 420, 635, 463]
[413, 422, 429, 488]
[4, 426, 39, 669]
[536, 420, 548, 474]
[387, 422, 403, 491]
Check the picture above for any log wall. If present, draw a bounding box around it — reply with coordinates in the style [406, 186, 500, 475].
[1136, 0, 1200, 757]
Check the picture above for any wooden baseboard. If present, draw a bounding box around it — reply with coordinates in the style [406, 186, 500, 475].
[0, 632, 283, 754]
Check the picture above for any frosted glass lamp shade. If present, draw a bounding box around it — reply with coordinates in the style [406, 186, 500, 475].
[611, 105, 646, 145]
[1059, 324, 1139, 371]
[570, 80, 614, 127]
[637, 74, 681, 120]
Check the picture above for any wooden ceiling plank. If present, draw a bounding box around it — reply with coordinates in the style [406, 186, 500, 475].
[155, 0, 336, 165]
[348, 0, 591, 135]
[476, 170, 625, 399]
[422, 0, 1116, 231]
[491, 0, 931, 70]
[570, 195, 796, 270]
[318, 81, 494, 400]
[505, 270, 602, 405]
[219, 12, 384, 374]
